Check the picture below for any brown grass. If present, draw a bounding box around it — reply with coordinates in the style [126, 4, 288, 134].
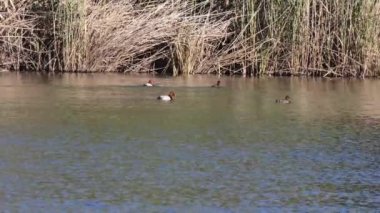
[69, 0, 234, 74]
[0, 0, 40, 70]
[235, 0, 380, 77]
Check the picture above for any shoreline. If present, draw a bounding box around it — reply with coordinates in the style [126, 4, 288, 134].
[1, 70, 378, 79]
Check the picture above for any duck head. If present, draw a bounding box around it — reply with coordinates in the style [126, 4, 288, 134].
[285, 95, 290, 100]
[168, 91, 175, 100]
[212, 80, 221, 87]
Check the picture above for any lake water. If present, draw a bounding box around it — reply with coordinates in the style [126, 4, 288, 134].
[0, 72, 379, 212]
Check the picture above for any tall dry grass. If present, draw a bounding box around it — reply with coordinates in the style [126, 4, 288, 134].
[234, 0, 380, 77]
[55, 0, 235, 74]
[0, 0, 40, 70]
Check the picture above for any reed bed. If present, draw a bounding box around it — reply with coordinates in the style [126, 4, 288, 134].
[1, 0, 379, 77]
[0, 0, 40, 70]
[234, 0, 380, 77]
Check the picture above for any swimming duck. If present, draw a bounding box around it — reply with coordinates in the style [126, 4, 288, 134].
[144, 79, 154, 87]
[157, 91, 175, 101]
[276, 95, 291, 104]
[211, 80, 221, 87]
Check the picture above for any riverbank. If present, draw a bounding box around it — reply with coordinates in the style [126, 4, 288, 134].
[1, 0, 380, 77]
[2, 69, 379, 80]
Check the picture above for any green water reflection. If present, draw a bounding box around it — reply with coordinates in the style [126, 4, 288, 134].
[0, 73, 379, 211]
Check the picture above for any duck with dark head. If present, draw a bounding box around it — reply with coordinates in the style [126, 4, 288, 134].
[211, 80, 221, 87]
[157, 91, 175, 101]
[144, 79, 154, 87]
[276, 95, 291, 104]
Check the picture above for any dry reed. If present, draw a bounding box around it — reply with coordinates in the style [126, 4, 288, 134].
[0, 0, 40, 70]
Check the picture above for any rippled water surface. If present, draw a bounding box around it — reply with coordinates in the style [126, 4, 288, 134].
[0, 73, 379, 212]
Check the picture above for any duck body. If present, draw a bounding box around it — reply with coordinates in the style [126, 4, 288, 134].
[276, 99, 291, 104]
[157, 95, 172, 101]
[211, 80, 221, 87]
[157, 91, 175, 101]
[144, 80, 154, 87]
[275, 95, 291, 104]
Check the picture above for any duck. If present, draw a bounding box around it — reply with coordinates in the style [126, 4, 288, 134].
[144, 79, 154, 87]
[275, 95, 291, 104]
[211, 80, 221, 87]
[157, 91, 175, 101]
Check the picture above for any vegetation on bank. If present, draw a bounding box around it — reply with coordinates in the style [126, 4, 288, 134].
[1, 0, 380, 77]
